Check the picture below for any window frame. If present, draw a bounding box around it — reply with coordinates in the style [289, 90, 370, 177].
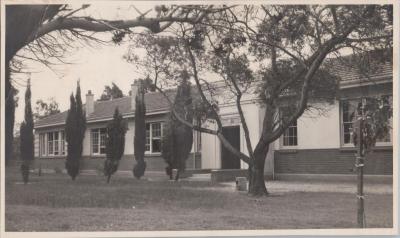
[91, 128, 107, 156]
[279, 108, 298, 148]
[340, 96, 393, 148]
[39, 133, 46, 156]
[41, 130, 65, 157]
[340, 99, 359, 147]
[282, 120, 298, 147]
[145, 122, 163, 154]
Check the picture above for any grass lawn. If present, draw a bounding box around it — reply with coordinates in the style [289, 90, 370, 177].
[5, 168, 393, 231]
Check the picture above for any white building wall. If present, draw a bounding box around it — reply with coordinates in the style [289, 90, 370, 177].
[201, 120, 220, 169]
[200, 101, 263, 170]
[82, 126, 92, 156]
[296, 102, 340, 149]
[274, 101, 341, 150]
[124, 120, 135, 155]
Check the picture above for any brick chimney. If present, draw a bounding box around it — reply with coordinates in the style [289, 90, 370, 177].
[86, 90, 94, 117]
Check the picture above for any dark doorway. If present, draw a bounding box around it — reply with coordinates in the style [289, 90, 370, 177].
[221, 126, 241, 169]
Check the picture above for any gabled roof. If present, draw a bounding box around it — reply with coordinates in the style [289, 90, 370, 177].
[35, 90, 176, 129]
[325, 50, 392, 85]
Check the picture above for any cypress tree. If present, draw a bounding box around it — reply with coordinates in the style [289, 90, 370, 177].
[65, 81, 86, 180]
[104, 107, 127, 183]
[20, 78, 34, 184]
[133, 81, 147, 179]
[161, 73, 193, 180]
[65, 94, 78, 179]
[75, 80, 86, 159]
[161, 115, 175, 180]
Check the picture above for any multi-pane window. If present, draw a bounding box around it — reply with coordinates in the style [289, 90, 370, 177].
[145, 122, 163, 153]
[91, 128, 107, 155]
[280, 108, 298, 147]
[341, 96, 392, 146]
[283, 121, 298, 146]
[341, 100, 359, 145]
[39, 133, 46, 156]
[145, 124, 151, 152]
[376, 96, 393, 144]
[54, 132, 59, 155]
[60, 131, 65, 155]
[44, 131, 65, 156]
[47, 132, 54, 155]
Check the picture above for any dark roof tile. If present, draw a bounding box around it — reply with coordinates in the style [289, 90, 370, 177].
[35, 90, 176, 128]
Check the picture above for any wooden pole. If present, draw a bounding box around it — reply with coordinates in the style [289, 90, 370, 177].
[356, 119, 365, 228]
[355, 99, 366, 228]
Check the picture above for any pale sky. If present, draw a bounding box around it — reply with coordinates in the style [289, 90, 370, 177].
[13, 4, 161, 125]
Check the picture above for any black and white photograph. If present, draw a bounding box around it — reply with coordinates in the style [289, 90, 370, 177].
[1, 1, 398, 236]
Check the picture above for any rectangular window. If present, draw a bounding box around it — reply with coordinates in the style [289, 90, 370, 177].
[54, 132, 59, 155]
[375, 96, 393, 144]
[39, 133, 46, 156]
[100, 128, 107, 154]
[145, 124, 151, 152]
[145, 122, 163, 153]
[280, 108, 298, 147]
[60, 131, 65, 155]
[341, 100, 359, 145]
[341, 96, 392, 146]
[47, 132, 54, 155]
[151, 123, 162, 153]
[283, 121, 297, 146]
[91, 128, 107, 155]
[42, 131, 65, 157]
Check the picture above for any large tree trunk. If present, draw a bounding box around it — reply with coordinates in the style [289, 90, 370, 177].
[248, 145, 269, 196]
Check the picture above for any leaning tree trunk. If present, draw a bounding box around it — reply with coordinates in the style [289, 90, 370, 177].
[248, 147, 269, 196]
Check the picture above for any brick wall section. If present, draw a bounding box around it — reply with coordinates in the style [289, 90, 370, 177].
[34, 152, 201, 172]
[274, 148, 393, 175]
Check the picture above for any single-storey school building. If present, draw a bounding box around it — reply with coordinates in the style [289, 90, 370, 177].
[33, 55, 393, 177]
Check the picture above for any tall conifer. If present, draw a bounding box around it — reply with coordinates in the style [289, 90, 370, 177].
[104, 108, 127, 183]
[133, 81, 147, 179]
[20, 78, 34, 184]
[65, 81, 86, 180]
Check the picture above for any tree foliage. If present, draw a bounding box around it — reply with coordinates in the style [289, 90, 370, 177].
[20, 79, 34, 184]
[352, 96, 392, 153]
[128, 4, 392, 195]
[104, 108, 128, 183]
[133, 80, 147, 179]
[34, 98, 60, 120]
[98, 83, 124, 101]
[161, 73, 194, 181]
[65, 81, 86, 180]
[4, 4, 219, 165]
